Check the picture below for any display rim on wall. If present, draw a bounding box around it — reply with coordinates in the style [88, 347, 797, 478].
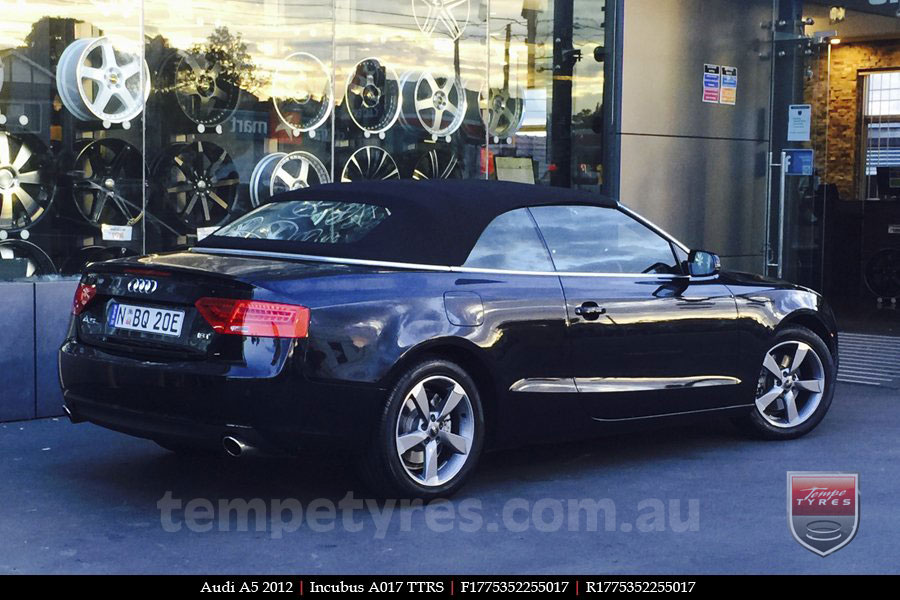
[55, 36, 151, 125]
[0, 238, 58, 277]
[250, 150, 331, 207]
[400, 70, 467, 139]
[171, 49, 242, 128]
[341, 146, 401, 182]
[70, 138, 146, 228]
[345, 56, 403, 136]
[0, 131, 55, 233]
[270, 151, 331, 195]
[480, 82, 526, 141]
[411, 0, 470, 41]
[153, 140, 240, 232]
[249, 152, 286, 208]
[273, 51, 334, 138]
[412, 147, 462, 180]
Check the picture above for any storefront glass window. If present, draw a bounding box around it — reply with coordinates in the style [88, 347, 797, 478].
[0, 0, 610, 281]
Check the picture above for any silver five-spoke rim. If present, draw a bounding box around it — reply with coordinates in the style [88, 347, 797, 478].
[395, 375, 474, 487]
[755, 341, 826, 429]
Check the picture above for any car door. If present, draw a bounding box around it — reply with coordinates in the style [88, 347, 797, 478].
[459, 208, 589, 443]
[528, 204, 742, 421]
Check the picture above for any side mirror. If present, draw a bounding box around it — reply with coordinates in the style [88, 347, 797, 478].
[688, 250, 721, 277]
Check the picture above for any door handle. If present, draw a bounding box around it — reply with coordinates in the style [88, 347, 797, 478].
[574, 302, 607, 320]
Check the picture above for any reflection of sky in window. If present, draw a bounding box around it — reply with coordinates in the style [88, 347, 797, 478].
[530, 206, 676, 274]
[1, 0, 604, 122]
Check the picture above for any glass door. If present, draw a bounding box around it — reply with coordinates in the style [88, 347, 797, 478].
[767, 0, 830, 291]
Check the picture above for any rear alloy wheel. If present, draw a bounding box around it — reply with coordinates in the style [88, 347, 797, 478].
[361, 359, 484, 498]
[736, 326, 835, 439]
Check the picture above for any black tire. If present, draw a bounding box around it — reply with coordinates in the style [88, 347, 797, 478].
[733, 325, 836, 440]
[359, 358, 485, 499]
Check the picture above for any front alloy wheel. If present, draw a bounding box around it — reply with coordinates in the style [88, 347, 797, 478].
[361, 359, 484, 498]
[754, 341, 825, 428]
[736, 326, 835, 439]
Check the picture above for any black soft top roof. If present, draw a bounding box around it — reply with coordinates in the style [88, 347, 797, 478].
[198, 180, 618, 266]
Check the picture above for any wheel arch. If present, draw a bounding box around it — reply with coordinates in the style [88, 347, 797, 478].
[777, 310, 838, 358]
[380, 338, 500, 446]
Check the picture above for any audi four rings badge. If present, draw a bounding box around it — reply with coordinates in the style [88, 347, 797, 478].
[128, 278, 158, 294]
[788, 472, 859, 556]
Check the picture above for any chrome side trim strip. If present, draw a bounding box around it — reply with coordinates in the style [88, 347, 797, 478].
[574, 376, 742, 393]
[190, 247, 682, 279]
[452, 266, 680, 279]
[509, 378, 578, 393]
[509, 375, 741, 394]
[591, 403, 753, 423]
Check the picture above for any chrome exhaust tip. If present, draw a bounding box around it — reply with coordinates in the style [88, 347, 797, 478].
[222, 436, 257, 457]
[62, 404, 84, 423]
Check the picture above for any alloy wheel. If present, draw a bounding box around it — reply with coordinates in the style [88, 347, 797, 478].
[395, 375, 474, 487]
[754, 340, 826, 429]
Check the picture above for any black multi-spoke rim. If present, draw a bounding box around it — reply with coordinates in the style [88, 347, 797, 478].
[341, 146, 400, 182]
[71, 138, 145, 227]
[412, 148, 461, 180]
[0, 132, 55, 232]
[155, 141, 239, 230]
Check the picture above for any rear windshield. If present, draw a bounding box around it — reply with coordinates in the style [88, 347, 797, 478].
[213, 201, 391, 245]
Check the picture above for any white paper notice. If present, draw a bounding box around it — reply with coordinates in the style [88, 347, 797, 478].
[101, 224, 133, 242]
[787, 105, 812, 142]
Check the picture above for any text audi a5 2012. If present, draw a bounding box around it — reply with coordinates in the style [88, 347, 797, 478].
[59, 180, 838, 498]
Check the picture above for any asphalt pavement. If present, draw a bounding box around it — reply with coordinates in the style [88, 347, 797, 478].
[0, 382, 897, 574]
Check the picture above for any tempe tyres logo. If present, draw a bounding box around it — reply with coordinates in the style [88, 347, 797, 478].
[787, 472, 859, 556]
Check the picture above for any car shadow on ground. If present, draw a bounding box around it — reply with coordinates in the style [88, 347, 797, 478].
[53, 417, 747, 508]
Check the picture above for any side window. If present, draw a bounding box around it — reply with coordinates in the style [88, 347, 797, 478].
[528, 205, 679, 274]
[464, 209, 554, 272]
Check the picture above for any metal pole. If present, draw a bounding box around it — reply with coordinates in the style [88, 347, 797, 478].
[550, 0, 578, 188]
[778, 150, 788, 279]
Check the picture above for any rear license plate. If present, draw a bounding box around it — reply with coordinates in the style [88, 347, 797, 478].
[107, 302, 185, 337]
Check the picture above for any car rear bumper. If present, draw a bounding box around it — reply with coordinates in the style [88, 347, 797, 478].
[59, 340, 387, 452]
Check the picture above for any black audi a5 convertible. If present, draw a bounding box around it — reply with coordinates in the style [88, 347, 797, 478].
[60, 180, 838, 497]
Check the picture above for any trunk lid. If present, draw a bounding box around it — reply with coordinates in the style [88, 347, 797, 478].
[75, 250, 352, 359]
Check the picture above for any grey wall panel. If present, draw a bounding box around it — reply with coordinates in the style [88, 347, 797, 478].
[35, 279, 78, 418]
[0, 282, 35, 422]
[619, 133, 768, 270]
[620, 0, 773, 140]
[617, 0, 773, 274]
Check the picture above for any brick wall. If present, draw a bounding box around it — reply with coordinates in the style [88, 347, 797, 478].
[813, 40, 900, 201]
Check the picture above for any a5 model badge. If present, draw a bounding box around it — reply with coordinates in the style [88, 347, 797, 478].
[787, 471, 859, 556]
[127, 278, 158, 294]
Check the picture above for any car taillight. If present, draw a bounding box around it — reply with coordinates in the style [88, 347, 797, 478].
[72, 283, 97, 315]
[195, 297, 310, 338]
